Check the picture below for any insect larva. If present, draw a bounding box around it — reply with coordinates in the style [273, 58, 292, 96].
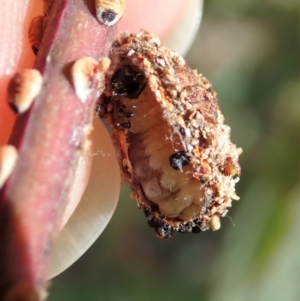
[0, 145, 18, 189]
[71, 57, 111, 103]
[100, 31, 242, 238]
[28, 16, 45, 55]
[95, 0, 126, 26]
[7, 69, 43, 114]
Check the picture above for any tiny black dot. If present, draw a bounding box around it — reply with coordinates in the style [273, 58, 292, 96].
[111, 65, 147, 99]
[169, 152, 189, 171]
[148, 219, 173, 239]
[179, 127, 185, 136]
[143, 209, 151, 217]
[100, 9, 117, 23]
[124, 111, 133, 118]
[185, 222, 193, 232]
[118, 104, 126, 114]
[192, 226, 202, 233]
[121, 121, 131, 129]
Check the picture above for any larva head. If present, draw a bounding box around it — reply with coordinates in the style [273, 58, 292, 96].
[100, 31, 242, 238]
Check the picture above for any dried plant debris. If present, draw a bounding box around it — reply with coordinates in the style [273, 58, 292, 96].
[100, 31, 242, 239]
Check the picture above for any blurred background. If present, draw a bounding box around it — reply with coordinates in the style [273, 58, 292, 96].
[49, 1, 299, 300]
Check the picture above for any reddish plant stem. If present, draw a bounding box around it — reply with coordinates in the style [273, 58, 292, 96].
[0, 0, 116, 299]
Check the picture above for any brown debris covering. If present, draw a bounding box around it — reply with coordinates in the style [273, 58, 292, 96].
[101, 31, 242, 238]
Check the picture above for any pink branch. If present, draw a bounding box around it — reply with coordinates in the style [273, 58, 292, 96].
[0, 0, 116, 299]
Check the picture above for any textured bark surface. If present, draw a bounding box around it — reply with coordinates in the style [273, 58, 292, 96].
[0, 0, 116, 299]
